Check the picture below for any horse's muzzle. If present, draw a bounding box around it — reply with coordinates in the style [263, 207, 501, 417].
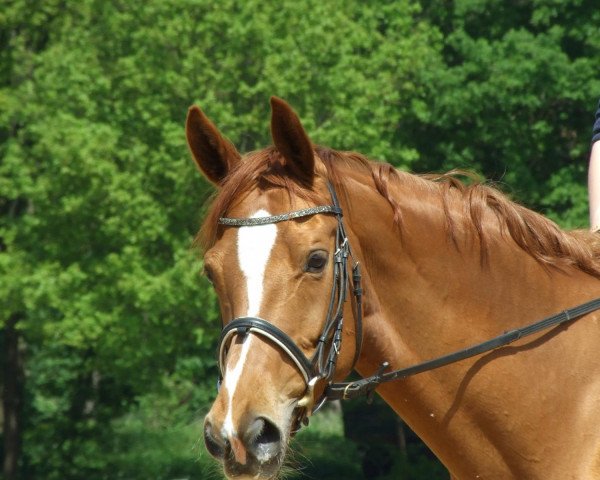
[204, 415, 283, 478]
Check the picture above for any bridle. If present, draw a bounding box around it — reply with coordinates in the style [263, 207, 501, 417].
[216, 183, 363, 428]
[214, 181, 600, 429]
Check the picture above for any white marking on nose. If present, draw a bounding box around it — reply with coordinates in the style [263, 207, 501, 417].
[223, 335, 253, 439]
[222, 209, 278, 438]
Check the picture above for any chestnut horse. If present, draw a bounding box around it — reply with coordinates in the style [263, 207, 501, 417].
[187, 97, 600, 479]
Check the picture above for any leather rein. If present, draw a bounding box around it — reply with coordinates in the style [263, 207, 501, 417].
[215, 182, 600, 428]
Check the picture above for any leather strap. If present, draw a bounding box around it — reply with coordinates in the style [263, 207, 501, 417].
[219, 317, 314, 384]
[326, 296, 600, 401]
[219, 205, 342, 226]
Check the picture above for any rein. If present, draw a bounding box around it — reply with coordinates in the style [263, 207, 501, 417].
[326, 296, 600, 401]
[214, 182, 600, 427]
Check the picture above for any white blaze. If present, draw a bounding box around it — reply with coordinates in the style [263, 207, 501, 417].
[237, 210, 278, 317]
[222, 335, 253, 438]
[222, 209, 278, 438]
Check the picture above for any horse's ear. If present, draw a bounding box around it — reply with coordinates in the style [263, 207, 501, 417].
[185, 106, 241, 185]
[270, 96, 314, 183]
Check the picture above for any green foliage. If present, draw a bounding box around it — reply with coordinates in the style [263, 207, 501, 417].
[106, 392, 212, 480]
[381, 446, 448, 480]
[415, 0, 600, 224]
[1, 0, 599, 478]
[1, 1, 221, 476]
[288, 408, 446, 480]
[287, 409, 364, 479]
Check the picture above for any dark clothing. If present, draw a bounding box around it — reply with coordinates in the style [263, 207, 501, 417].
[593, 99, 600, 144]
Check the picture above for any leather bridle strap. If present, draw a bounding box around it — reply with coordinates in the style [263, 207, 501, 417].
[218, 317, 314, 384]
[218, 205, 342, 226]
[326, 296, 600, 401]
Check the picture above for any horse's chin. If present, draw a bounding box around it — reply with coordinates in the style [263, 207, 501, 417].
[223, 453, 283, 480]
[220, 443, 286, 480]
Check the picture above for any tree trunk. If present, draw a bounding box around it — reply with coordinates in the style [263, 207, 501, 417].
[3, 314, 23, 480]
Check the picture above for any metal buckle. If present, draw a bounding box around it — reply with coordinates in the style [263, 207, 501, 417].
[297, 377, 320, 413]
[334, 237, 349, 263]
[333, 237, 348, 262]
[343, 382, 358, 400]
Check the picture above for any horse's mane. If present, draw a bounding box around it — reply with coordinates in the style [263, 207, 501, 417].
[199, 146, 600, 278]
[422, 171, 600, 277]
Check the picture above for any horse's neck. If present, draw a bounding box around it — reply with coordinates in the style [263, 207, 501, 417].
[345, 171, 569, 330]
[344, 171, 597, 343]
[342, 172, 600, 478]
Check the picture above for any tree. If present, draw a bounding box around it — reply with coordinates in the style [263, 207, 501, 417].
[413, 0, 600, 227]
[0, 0, 442, 477]
[1, 2, 217, 476]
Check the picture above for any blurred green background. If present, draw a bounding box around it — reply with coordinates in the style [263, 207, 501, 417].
[1, 0, 599, 478]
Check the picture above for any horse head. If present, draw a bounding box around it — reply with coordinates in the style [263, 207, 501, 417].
[187, 98, 361, 479]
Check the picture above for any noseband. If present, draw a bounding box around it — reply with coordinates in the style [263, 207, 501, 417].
[216, 184, 363, 427]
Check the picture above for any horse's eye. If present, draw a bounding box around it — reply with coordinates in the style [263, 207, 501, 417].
[305, 250, 328, 273]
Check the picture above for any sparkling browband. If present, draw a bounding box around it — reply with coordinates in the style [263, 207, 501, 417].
[218, 205, 342, 226]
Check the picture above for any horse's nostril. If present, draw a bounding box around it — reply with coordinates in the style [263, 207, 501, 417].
[204, 421, 226, 460]
[246, 417, 282, 462]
